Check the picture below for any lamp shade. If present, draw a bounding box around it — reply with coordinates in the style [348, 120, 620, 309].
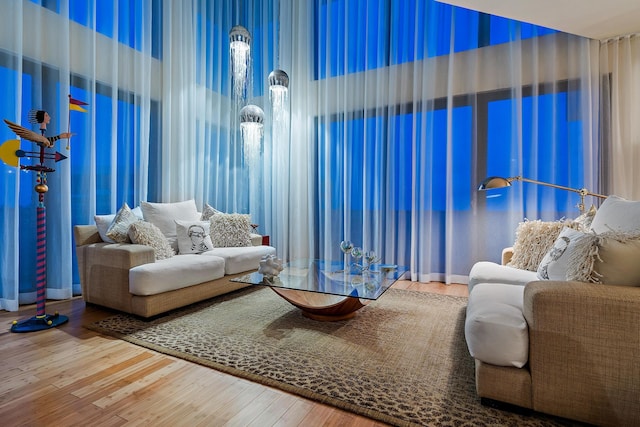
[268, 69, 289, 90]
[478, 176, 512, 190]
[229, 25, 251, 46]
[239, 104, 264, 127]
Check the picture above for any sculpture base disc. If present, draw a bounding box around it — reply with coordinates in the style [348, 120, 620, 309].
[10, 313, 69, 333]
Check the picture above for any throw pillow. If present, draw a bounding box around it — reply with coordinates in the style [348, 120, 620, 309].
[507, 219, 567, 272]
[128, 221, 175, 260]
[200, 203, 221, 221]
[569, 205, 597, 232]
[106, 203, 141, 243]
[175, 220, 214, 254]
[591, 230, 640, 286]
[140, 200, 201, 251]
[210, 213, 252, 248]
[95, 206, 143, 243]
[590, 195, 640, 234]
[536, 227, 597, 282]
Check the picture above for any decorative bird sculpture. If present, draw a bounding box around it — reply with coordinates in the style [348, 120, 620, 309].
[3, 118, 55, 147]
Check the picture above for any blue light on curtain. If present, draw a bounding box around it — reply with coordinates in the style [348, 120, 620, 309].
[309, 0, 599, 283]
[0, 0, 155, 310]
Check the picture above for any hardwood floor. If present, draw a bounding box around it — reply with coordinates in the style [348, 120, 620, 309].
[0, 281, 468, 426]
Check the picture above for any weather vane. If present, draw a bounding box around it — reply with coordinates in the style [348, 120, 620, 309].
[1, 95, 88, 332]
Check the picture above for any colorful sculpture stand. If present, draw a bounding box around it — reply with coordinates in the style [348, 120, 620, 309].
[2, 112, 71, 333]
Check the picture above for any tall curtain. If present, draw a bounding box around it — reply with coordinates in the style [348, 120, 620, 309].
[600, 34, 640, 200]
[158, 0, 279, 239]
[0, 0, 153, 311]
[281, 0, 601, 283]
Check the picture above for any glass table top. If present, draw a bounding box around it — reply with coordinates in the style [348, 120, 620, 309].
[231, 258, 408, 300]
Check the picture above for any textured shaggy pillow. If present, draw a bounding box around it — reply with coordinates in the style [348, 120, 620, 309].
[210, 213, 252, 248]
[507, 219, 567, 272]
[175, 220, 214, 254]
[106, 203, 141, 243]
[128, 221, 175, 260]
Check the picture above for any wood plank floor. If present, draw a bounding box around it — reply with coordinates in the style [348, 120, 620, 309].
[0, 281, 468, 426]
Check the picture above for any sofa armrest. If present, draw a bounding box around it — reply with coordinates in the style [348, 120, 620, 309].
[501, 246, 514, 266]
[523, 281, 640, 424]
[74, 224, 103, 246]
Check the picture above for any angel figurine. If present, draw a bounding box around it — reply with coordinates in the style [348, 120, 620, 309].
[4, 109, 72, 148]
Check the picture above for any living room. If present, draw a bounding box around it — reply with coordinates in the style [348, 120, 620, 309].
[1, 0, 639, 426]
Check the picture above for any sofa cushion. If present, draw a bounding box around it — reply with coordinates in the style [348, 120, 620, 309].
[202, 245, 276, 275]
[95, 206, 143, 243]
[590, 195, 640, 234]
[594, 231, 640, 286]
[129, 254, 225, 296]
[209, 213, 252, 248]
[536, 226, 596, 281]
[175, 220, 214, 254]
[200, 202, 221, 221]
[465, 283, 529, 368]
[128, 221, 175, 260]
[468, 261, 538, 293]
[507, 219, 566, 272]
[141, 200, 201, 251]
[106, 203, 141, 243]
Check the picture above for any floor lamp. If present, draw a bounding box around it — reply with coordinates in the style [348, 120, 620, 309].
[478, 176, 608, 213]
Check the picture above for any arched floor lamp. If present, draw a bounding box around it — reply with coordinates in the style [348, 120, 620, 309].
[478, 176, 608, 213]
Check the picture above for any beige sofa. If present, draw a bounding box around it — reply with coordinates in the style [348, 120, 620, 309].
[74, 224, 275, 318]
[465, 195, 640, 426]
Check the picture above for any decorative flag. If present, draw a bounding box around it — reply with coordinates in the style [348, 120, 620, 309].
[69, 96, 88, 113]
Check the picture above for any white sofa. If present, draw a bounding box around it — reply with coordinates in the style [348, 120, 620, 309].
[464, 196, 640, 426]
[74, 200, 275, 318]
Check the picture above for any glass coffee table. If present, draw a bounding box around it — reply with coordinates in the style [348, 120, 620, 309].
[231, 259, 408, 321]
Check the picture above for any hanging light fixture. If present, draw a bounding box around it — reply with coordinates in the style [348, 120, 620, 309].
[229, 25, 251, 100]
[268, 69, 289, 123]
[239, 105, 264, 163]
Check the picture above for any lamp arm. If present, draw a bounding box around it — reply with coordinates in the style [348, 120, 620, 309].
[513, 176, 607, 199]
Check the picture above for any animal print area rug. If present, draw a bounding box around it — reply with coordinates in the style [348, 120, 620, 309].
[87, 287, 577, 426]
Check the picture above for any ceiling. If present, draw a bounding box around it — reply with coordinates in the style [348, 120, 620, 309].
[435, 0, 640, 40]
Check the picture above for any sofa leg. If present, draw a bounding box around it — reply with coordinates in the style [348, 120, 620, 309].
[480, 398, 531, 416]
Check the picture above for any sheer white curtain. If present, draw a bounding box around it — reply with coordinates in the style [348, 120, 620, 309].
[0, 0, 153, 311]
[279, 0, 601, 283]
[600, 34, 640, 201]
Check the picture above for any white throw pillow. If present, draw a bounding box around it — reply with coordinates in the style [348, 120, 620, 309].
[175, 220, 214, 254]
[95, 206, 143, 243]
[590, 195, 640, 234]
[140, 200, 201, 250]
[128, 221, 175, 260]
[210, 213, 252, 248]
[536, 227, 596, 281]
[106, 203, 141, 243]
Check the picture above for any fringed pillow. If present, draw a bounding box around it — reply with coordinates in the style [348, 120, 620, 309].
[536, 227, 640, 285]
[590, 230, 640, 286]
[536, 227, 597, 281]
[507, 219, 567, 272]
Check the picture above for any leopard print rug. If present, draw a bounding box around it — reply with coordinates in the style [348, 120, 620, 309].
[87, 287, 582, 427]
